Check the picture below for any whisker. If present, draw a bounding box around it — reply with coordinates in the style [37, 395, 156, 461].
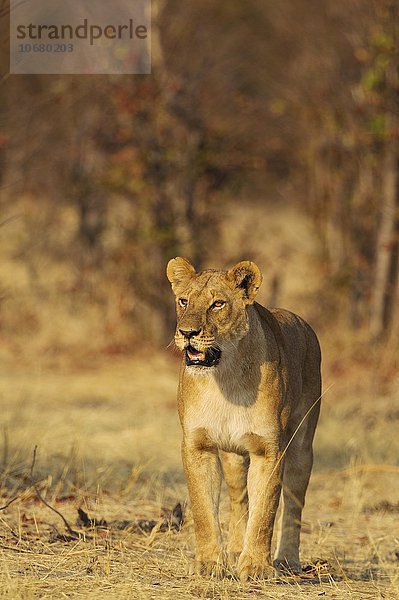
[234, 383, 334, 531]
[264, 383, 335, 488]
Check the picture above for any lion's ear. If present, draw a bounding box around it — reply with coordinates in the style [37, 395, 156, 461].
[166, 257, 196, 294]
[227, 261, 262, 304]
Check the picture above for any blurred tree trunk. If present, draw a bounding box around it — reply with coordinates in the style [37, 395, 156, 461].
[349, 160, 375, 329]
[370, 126, 399, 339]
[370, 47, 399, 339]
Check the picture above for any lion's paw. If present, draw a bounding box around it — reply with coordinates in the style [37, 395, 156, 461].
[186, 559, 226, 578]
[238, 554, 276, 582]
[273, 558, 302, 576]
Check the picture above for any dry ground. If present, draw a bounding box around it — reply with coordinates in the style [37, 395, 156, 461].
[0, 354, 398, 599]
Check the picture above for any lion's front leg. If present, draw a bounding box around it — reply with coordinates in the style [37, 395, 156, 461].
[182, 435, 224, 576]
[238, 448, 283, 582]
[219, 451, 249, 565]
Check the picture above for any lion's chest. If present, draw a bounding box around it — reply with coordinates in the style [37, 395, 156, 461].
[182, 374, 273, 453]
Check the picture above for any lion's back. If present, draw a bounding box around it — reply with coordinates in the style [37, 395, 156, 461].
[255, 302, 321, 394]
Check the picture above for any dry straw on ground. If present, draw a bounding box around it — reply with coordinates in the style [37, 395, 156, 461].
[0, 355, 398, 599]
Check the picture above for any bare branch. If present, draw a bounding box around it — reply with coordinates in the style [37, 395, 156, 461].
[0, 495, 21, 512]
[29, 446, 82, 539]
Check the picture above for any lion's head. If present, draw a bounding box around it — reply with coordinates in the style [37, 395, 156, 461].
[166, 257, 262, 368]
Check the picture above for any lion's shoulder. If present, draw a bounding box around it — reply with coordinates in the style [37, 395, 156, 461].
[254, 303, 321, 364]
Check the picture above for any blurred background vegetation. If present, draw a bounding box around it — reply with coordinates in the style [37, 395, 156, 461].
[0, 9, 398, 597]
[0, 0, 398, 392]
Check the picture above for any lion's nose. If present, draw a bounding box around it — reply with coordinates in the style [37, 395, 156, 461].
[179, 328, 202, 339]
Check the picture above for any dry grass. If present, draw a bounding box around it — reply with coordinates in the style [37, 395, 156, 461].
[0, 198, 398, 597]
[0, 354, 398, 599]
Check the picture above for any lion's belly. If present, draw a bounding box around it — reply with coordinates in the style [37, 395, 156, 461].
[184, 380, 274, 454]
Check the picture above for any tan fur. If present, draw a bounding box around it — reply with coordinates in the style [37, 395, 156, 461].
[166, 257, 322, 581]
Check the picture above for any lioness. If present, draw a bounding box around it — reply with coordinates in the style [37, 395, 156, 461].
[166, 257, 321, 581]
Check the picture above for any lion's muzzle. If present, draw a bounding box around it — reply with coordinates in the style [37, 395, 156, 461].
[185, 345, 221, 368]
[176, 325, 221, 367]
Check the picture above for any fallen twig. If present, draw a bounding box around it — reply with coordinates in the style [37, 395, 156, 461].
[77, 502, 184, 534]
[0, 543, 37, 554]
[77, 508, 107, 529]
[29, 446, 82, 540]
[0, 495, 21, 512]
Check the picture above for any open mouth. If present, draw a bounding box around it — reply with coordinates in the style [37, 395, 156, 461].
[185, 345, 221, 368]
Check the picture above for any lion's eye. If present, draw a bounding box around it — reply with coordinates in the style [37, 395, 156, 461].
[178, 298, 188, 308]
[212, 300, 225, 310]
